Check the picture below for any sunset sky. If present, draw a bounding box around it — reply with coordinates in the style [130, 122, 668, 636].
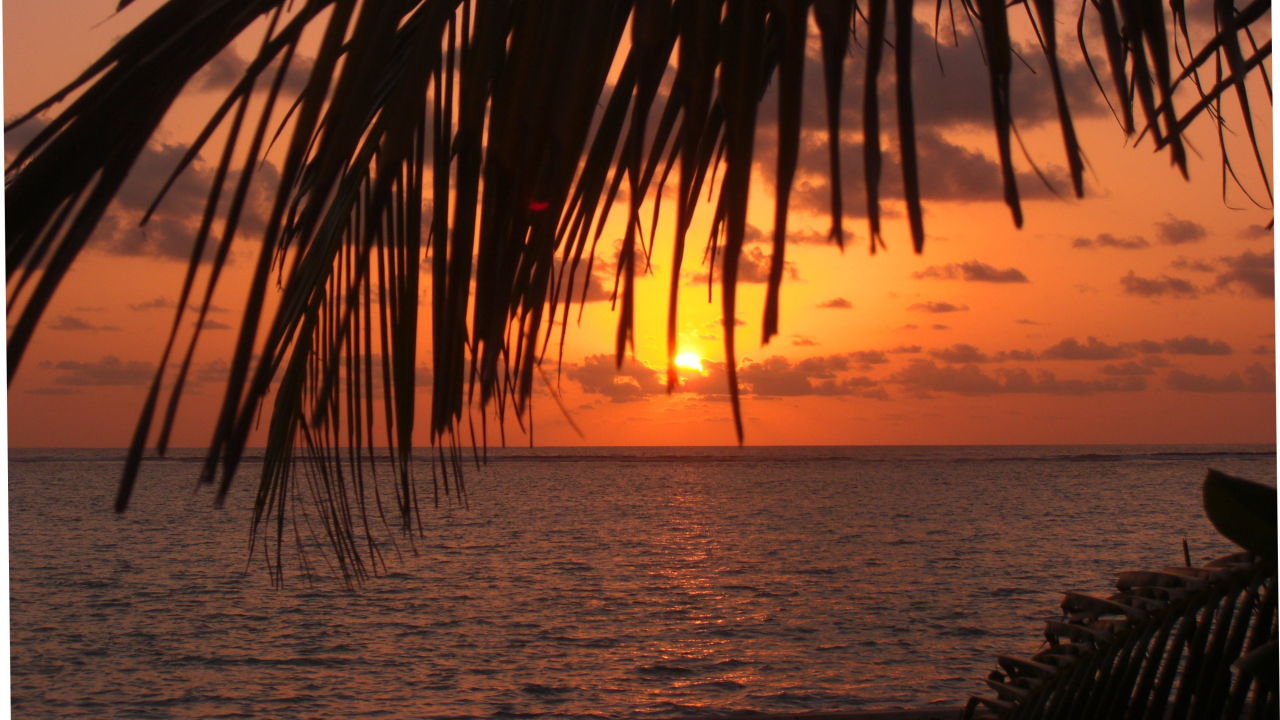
[4, 0, 1274, 448]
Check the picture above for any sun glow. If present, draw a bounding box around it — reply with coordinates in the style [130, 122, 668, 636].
[673, 351, 704, 373]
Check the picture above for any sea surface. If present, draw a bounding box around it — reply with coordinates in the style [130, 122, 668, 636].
[9, 444, 1276, 719]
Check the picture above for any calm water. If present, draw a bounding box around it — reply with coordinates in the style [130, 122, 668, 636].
[9, 445, 1276, 718]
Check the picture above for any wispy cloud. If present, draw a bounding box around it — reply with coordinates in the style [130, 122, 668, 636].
[40, 356, 155, 386]
[1214, 250, 1273, 299]
[1071, 233, 1149, 250]
[912, 260, 1028, 282]
[909, 301, 969, 313]
[1120, 271, 1198, 298]
[1157, 216, 1207, 245]
[48, 315, 120, 332]
[1166, 363, 1274, 393]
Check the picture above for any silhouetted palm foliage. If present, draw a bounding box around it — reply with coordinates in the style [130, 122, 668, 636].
[5, 0, 1271, 580]
[965, 471, 1278, 719]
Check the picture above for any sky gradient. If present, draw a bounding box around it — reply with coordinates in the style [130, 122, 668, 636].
[4, 0, 1274, 447]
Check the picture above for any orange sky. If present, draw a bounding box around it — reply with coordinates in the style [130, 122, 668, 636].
[4, 1, 1275, 447]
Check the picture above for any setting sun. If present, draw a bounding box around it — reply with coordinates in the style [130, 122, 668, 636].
[673, 351, 704, 373]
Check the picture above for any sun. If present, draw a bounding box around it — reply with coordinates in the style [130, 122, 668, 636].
[673, 351, 704, 373]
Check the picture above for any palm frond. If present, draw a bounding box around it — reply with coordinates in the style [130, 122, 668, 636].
[965, 472, 1278, 719]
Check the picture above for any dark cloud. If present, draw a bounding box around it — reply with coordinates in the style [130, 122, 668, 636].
[888, 360, 1144, 396]
[555, 257, 614, 303]
[40, 356, 155, 386]
[567, 354, 664, 403]
[848, 350, 890, 367]
[1072, 233, 1150, 250]
[1120, 271, 1198, 298]
[193, 360, 232, 385]
[785, 130, 1069, 221]
[199, 318, 231, 330]
[88, 139, 281, 262]
[1170, 257, 1217, 273]
[909, 301, 969, 313]
[1157, 217, 1207, 245]
[1240, 224, 1273, 240]
[1042, 336, 1131, 360]
[689, 245, 798, 285]
[818, 297, 852, 309]
[912, 260, 1028, 283]
[889, 344, 923, 354]
[1252, 345, 1272, 356]
[48, 315, 120, 332]
[1166, 363, 1274, 393]
[1161, 336, 1232, 355]
[129, 296, 229, 313]
[1015, 318, 1044, 326]
[192, 47, 313, 95]
[791, 335, 819, 347]
[930, 343, 990, 363]
[1214, 250, 1273, 299]
[755, 21, 1101, 137]
[738, 355, 886, 399]
[1099, 361, 1156, 376]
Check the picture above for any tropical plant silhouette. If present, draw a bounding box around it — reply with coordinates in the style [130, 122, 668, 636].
[5, 0, 1271, 581]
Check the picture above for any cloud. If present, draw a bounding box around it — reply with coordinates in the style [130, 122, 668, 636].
[25, 387, 82, 396]
[568, 352, 890, 401]
[930, 343, 990, 363]
[689, 245, 798, 285]
[1071, 233, 1150, 250]
[40, 356, 155, 386]
[1240, 224, 1272, 240]
[791, 335, 819, 347]
[1042, 336, 1132, 360]
[555, 257, 614, 303]
[912, 260, 1028, 283]
[818, 297, 852, 309]
[89, 139, 280, 262]
[695, 317, 747, 340]
[848, 350, 891, 367]
[1099, 361, 1156, 376]
[1170, 257, 1217, 273]
[129, 296, 228, 313]
[191, 46, 313, 95]
[1120, 271, 1198, 298]
[199, 318, 232, 330]
[1161, 336, 1232, 355]
[567, 354, 665, 403]
[888, 360, 1145, 396]
[738, 355, 886, 398]
[48, 315, 120, 332]
[1214, 250, 1273, 298]
[889, 344, 923, 354]
[909, 301, 969, 313]
[1157, 217, 1207, 245]
[1166, 363, 1274, 393]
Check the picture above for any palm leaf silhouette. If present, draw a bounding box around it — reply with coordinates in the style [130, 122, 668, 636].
[5, 0, 1271, 581]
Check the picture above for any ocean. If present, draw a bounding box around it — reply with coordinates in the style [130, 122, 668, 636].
[9, 445, 1276, 719]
